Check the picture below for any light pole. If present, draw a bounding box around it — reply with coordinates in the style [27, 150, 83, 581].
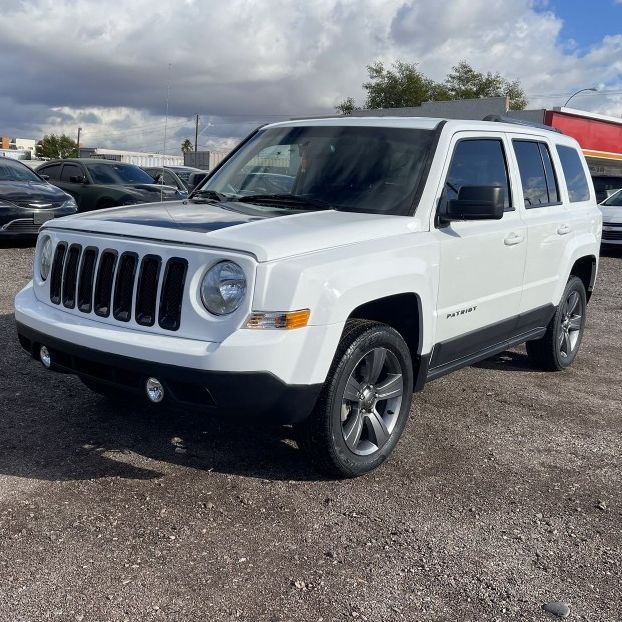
[563, 87, 598, 107]
[76, 127, 82, 158]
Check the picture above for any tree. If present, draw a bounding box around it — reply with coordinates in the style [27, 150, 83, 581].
[36, 134, 78, 159]
[444, 61, 527, 110]
[336, 97, 358, 116]
[181, 138, 193, 154]
[336, 59, 528, 113]
[362, 61, 445, 110]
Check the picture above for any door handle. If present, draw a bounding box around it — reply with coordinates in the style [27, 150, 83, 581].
[504, 232, 524, 246]
[557, 224, 572, 235]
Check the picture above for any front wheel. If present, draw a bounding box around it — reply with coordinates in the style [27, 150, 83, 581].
[296, 320, 414, 478]
[526, 276, 587, 371]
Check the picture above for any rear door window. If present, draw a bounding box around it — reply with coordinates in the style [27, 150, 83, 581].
[556, 145, 591, 202]
[513, 140, 560, 207]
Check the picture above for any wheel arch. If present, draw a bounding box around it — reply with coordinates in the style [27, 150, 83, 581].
[346, 292, 425, 390]
[569, 254, 597, 303]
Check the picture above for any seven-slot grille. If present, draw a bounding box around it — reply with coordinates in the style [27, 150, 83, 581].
[602, 222, 622, 241]
[49, 242, 188, 331]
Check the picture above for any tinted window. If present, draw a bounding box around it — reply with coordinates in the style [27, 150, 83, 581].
[513, 140, 559, 207]
[592, 175, 622, 203]
[162, 170, 179, 187]
[61, 164, 83, 182]
[172, 168, 197, 184]
[203, 126, 436, 215]
[556, 145, 590, 202]
[445, 139, 511, 209]
[0, 158, 40, 182]
[40, 163, 62, 180]
[86, 162, 156, 185]
[602, 189, 622, 206]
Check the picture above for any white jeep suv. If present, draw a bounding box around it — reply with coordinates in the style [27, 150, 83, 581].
[15, 116, 602, 477]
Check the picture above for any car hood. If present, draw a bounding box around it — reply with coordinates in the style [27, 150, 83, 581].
[0, 180, 70, 208]
[43, 199, 421, 262]
[599, 203, 622, 223]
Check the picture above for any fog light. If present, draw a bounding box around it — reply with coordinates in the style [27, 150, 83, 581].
[146, 377, 164, 403]
[39, 345, 51, 368]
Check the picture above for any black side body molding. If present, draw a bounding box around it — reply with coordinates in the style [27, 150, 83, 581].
[426, 304, 556, 381]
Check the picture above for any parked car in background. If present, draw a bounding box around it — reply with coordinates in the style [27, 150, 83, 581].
[37, 159, 183, 212]
[592, 175, 622, 204]
[600, 188, 622, 245]
[0, 157, 77, 239]
[143, 166, 204, 196]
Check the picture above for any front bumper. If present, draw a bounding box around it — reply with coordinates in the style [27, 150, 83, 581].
[602, 222, 622, 244]
[0, 207, 76, 238]
[16, 322, 322, 424]
[14, 282, 342, 423]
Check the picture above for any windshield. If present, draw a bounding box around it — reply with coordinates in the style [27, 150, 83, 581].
[0, 158, 41, 182]
[197, 125, 435, 215]
[602, 189, 622, 206]
[87, 162, 157, 185]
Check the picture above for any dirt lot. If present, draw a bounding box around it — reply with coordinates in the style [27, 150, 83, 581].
[0, 243, 620, 622]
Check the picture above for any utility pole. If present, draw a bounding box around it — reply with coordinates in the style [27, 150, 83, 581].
[194, 114, 199, 155]
[76, 127, 82, 158]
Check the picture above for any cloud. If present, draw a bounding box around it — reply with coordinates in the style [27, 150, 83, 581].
[1, 0, 621, 153]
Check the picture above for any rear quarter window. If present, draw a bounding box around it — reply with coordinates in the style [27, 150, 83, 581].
[556, 145, 591, 202]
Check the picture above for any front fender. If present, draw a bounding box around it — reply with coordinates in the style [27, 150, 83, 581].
[252, 234, 439, 357]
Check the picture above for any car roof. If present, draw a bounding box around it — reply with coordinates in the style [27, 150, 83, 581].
[41, 158, 140, 165]
[264, 115, 572, 141]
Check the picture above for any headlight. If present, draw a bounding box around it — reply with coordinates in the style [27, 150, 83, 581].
[39, 235, 53, 281]
[200, 261, 247, 315]
[62, 196, 78, 210]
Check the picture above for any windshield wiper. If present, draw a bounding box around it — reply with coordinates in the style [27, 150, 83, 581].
[191, 189, 236, 202]
[233, 194, 332, 210]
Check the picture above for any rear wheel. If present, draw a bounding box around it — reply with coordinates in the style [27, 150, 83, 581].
[296, 320, 413, 478]
[526, 276, 587, 371]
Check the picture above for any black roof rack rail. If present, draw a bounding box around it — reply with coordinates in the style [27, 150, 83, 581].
[482, 114, 564, 134]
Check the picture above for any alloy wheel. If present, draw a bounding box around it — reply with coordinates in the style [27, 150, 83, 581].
[558, 290, 583, 359]
[340, 346, 405, 456]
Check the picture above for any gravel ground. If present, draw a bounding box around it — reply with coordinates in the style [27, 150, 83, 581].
[0, 242, 620, 622]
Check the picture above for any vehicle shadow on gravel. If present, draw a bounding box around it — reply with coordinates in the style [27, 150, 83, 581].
[0, 313, 322, 483]
[472, 348, 540, 373]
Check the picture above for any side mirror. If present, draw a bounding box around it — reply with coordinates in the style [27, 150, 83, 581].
[39, 174, 50, 181]
[443, 186, 504, 222]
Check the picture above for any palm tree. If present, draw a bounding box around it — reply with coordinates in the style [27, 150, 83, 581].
[181, 139, 193, 154]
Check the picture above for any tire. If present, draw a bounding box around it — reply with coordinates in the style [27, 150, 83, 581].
[526, 276, 587, 371]
[296, 319, 414, 478]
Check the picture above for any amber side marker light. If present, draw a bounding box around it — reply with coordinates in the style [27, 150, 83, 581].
[246, 309, 311, 330]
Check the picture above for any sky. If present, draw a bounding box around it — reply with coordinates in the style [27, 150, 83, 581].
[1, 0, 622, 155]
